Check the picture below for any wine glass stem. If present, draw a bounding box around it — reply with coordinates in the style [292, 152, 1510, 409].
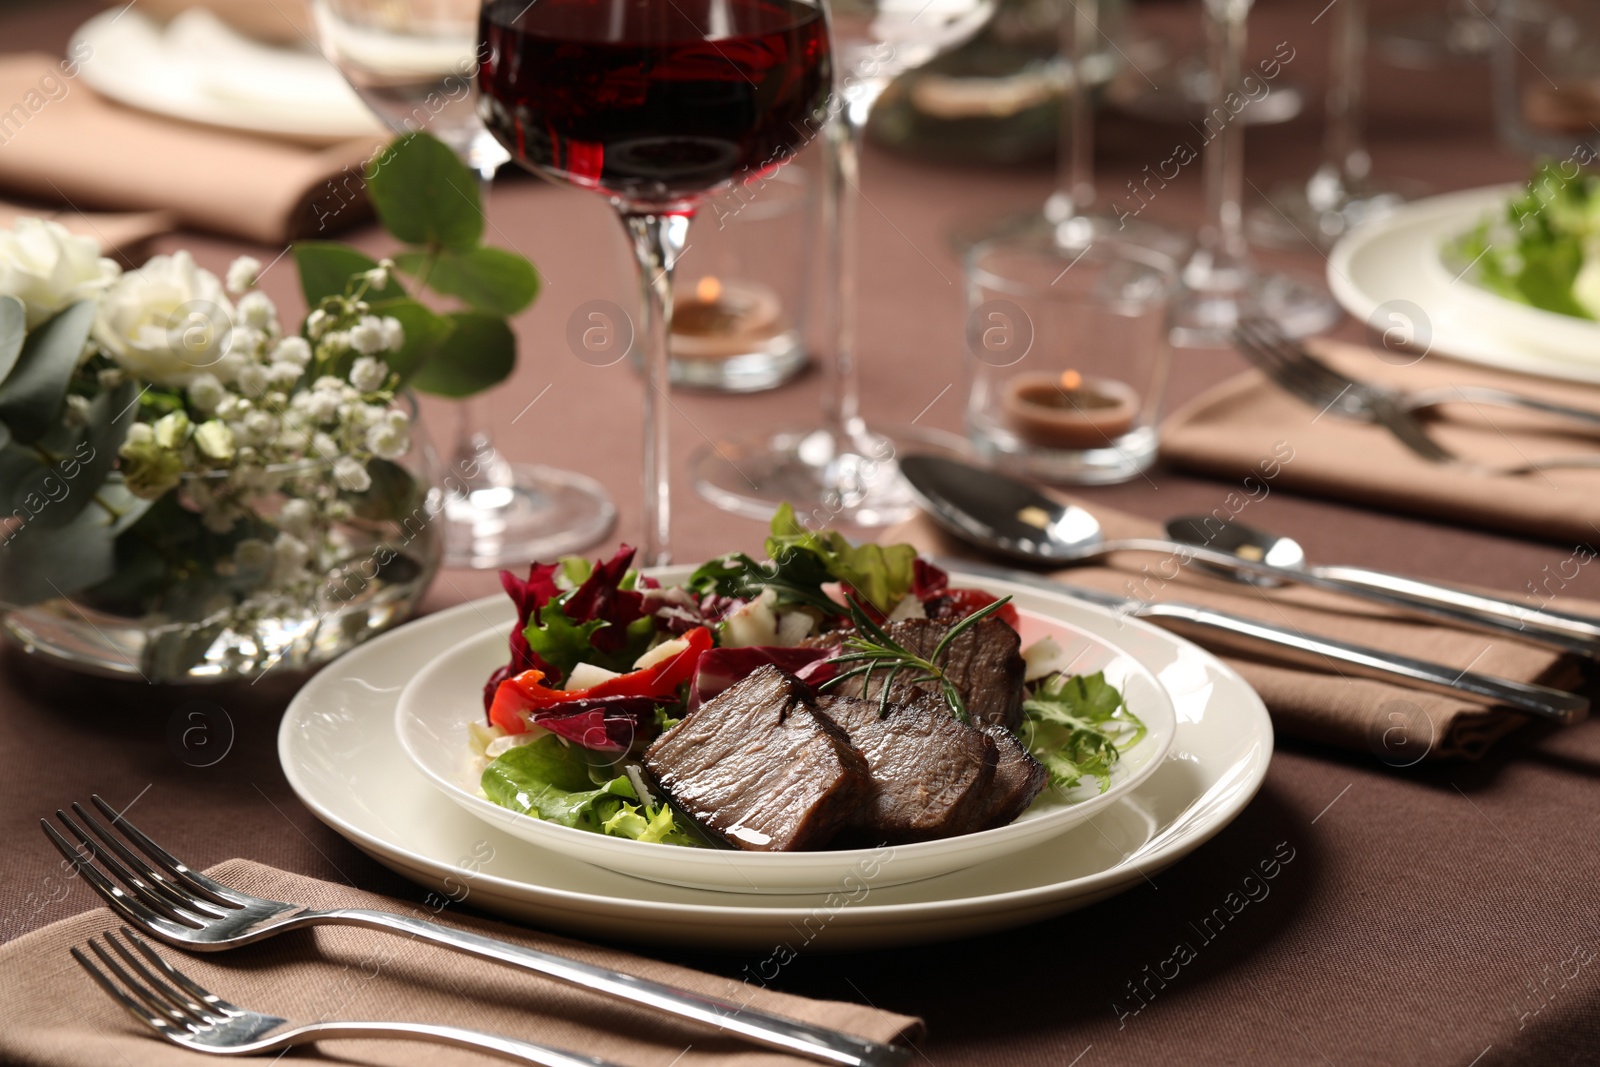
[1048, 0, 1097, 222]
[448, 167, 514, 495]
[1319, 0, 1368, 193]
[1200, 0, 1251, 265]
[821, 79, 887, 445]
[622, 212, 690, 567]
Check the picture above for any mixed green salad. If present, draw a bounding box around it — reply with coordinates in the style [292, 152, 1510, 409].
[468, 506, 1146, 848]
[1448, 161, 1600, 321]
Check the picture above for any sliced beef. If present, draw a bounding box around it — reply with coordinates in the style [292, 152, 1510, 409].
[971, 724, 1049, 830]
[834, 617, 1027, 730]
[815, 695, 998, 843]
[642, 665, 869, 851]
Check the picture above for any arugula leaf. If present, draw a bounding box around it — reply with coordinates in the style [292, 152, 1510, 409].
[1021, 672, 1145, 794]
[766, 502, 915, 612]
[687, 551, 840, 615]
[481, 736, 701, 845]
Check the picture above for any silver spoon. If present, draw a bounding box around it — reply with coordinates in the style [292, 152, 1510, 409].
[1164, 514, 1600, 647]
[898, 455, 1600, 658]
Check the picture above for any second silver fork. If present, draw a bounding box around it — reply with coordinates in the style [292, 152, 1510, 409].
[43, 796, 911, 1067]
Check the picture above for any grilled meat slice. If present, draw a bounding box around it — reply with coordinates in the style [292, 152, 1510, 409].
[642, 665, 869, 851]
[815, 694, 998, 843]
[972, 724, 1049, 830]
[833, 617, 1027, 730]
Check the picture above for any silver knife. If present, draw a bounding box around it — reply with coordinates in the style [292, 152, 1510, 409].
[938, 558, 1589, 725]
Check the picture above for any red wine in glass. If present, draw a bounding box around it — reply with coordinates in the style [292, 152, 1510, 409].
[480, 0, 831, 212]
[477, 0, 831, 566]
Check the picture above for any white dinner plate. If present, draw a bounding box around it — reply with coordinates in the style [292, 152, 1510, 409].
[1328, 184, 1600, 384]
[73, 9, 385, 145]
[280, 574, 1271, 951]
[395, 567, 1177, 894]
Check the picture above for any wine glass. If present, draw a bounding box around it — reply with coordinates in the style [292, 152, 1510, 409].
[1169, 0, 1339, 347]
[312, 0, 617, 569]
[477, 0, 833, 565]
[689, 0, 997, 527]
[1246, 0, 1414, 251]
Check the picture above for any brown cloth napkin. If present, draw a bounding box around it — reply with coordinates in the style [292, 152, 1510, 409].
[1161, 339, 1600, 544]
[0, 859, 922, 1067]
[890, 506, 1593, 761]
[0, 54, 383, 243]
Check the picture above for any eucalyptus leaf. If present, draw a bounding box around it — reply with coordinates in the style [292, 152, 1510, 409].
[0, 482, 122, 605]
[34, 380, 137, 529]
[366, 133, 484, 253]
[367, 298, 452, 387]
[393, 247, 540, 315]
[0, 295, 25, 383]
[293, 242, 407, 307]
[0, 300, 96, 443]
[407, 311, 515, 397]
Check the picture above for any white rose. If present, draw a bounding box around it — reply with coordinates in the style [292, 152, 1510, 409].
[93, 251, 234, 388]
[0, 218, 120, 328]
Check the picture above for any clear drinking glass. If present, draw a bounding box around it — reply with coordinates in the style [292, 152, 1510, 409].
[1247, 0, 1415, 251]
[1491, 0, 1600, 159]
[964, 235, 1174, 483]
[477, 0, 832, 565]
[1169, 0, 1339, 347]
[690, 0, 997, 526]
[312, 0, 616, 569]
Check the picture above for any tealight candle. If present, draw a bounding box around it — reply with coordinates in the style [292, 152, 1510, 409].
[671, 276, 784, 361]
[1001, 369, 1140, 449]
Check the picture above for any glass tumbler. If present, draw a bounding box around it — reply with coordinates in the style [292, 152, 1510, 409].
[1492, 0, 1600, 159]
[964, 236, 1174, 484]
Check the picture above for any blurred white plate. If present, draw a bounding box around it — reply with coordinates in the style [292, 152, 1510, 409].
[396, 566, 1177, 895]
[72, 8, 384, 144]
[1328, 184, 1600, 384]
[280, 575, 1271, 950]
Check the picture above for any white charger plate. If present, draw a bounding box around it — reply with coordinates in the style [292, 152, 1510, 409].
[280, 576, 1271, 950]
[1328, 184, 1600, 384]
[395, 566, 1177, 894]
[72, 9, 384, 145]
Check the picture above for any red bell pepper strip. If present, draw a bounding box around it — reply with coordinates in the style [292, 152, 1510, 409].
[489, 626, 712, 738]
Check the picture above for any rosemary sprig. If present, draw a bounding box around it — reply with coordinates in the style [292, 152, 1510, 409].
[818, 595, 1013, 722]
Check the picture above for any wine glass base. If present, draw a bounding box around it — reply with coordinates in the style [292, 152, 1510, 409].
[690, 427, 920, 527]
[1246, 179, 1421, 252]
[949, 206, 1193, 267]
[1170, 268, 1341, 348]
[442, 463, 617, 569]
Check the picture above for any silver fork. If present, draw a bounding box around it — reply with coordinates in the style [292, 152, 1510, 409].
[1233, 318, 1600, 472]
[74, 926, 621, 1064]
[42, 797, 910, 1067]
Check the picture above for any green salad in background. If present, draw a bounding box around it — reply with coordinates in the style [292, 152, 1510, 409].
[1448, 161, 1600, 322]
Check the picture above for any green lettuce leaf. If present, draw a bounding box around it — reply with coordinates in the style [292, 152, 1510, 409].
[481, 736, 700, 845]
[765, 503, 916, 611]
[1021, 671, 1146, 794]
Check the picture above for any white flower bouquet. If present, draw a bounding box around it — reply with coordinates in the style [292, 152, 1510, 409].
[0, 134, 539, 682]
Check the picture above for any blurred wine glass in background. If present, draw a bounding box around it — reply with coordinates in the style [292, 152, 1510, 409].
[1170, 0, 1338, 346]
[312, 0, 616, 568]
[691, 0, 998, 527]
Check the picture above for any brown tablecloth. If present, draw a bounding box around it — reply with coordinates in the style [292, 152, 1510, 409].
[3, 2, 1600, 1065]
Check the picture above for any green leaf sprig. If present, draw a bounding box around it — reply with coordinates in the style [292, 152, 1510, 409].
[1021, 671, 1146, 794]
[293, 132, 540, 398]
[818, 595, 1013, 722]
